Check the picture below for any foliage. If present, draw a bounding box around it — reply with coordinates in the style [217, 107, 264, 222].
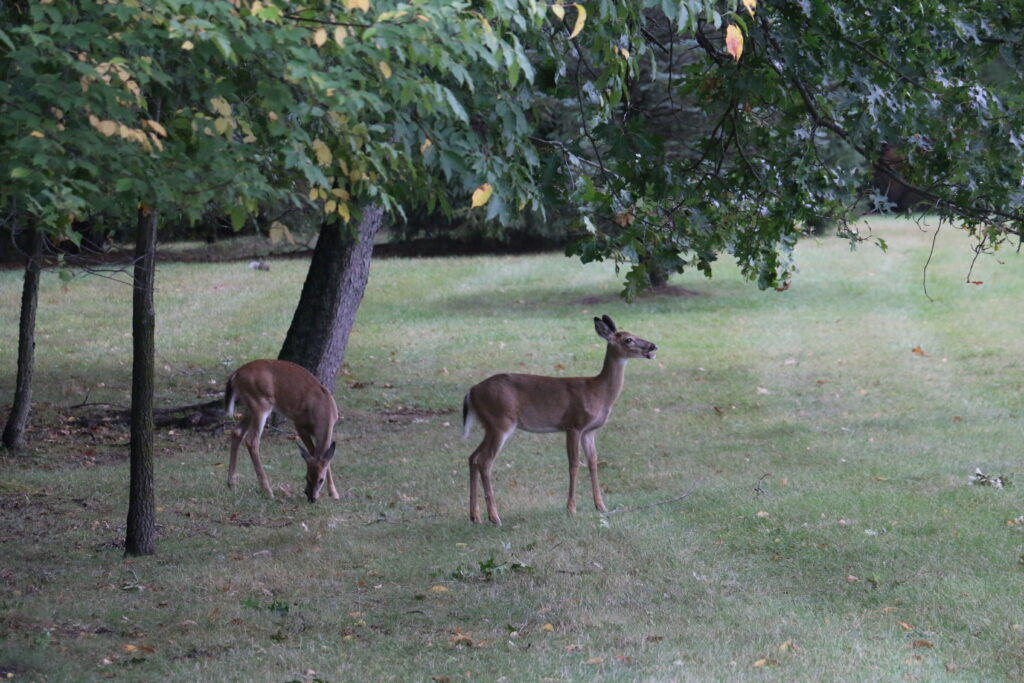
[0, 0, 548, 245]
[4, 1, 1023, 292]
[527, 0, 1024, 294]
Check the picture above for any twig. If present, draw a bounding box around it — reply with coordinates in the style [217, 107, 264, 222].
[607, 477, 705, 514]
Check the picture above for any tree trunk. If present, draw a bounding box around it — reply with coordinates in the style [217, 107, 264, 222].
[125, 207, 158, 557]
[278, 205, 383, 393]
[2, 228, 43, 452]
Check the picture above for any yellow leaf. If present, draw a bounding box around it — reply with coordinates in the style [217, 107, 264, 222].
[182, 40, 194, 51]
[29, 130, 45, 138]
[334, 26, 348, 46]
[420, 138, 432, 153]
[726, 25, 743, 61]
[325, 199, 337, 214]
[268, 111, 278, 121]
[429, 585, 449, 593]
[753, 657, 779, 667]
[308, 187, 320, 202]
[210, 97, 231, 117]
[143, 119, 167, 137]
[214, 117, 232, 135]
[568, 4, 586, 40]
[379, 61, 392, 79]
[313, 28, 327, 47]
[550, 2, 565, 21]
[99, 120, 117, 137]
[337, 202, 351, 222]
[345, 0, 369, 11]
[743, 0, 756, 16]
[330, 187, 351, 200]
[312, 138, 332, 165]
[614, 45, 630, 60]
[541, 623, 554, 632]
[470, 183, 493, 208]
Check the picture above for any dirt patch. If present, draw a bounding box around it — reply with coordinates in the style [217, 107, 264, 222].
[573, 283, 703, 306]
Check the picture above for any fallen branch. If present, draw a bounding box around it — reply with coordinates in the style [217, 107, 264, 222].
[607, 477, 706, 514]
[69, 398, 225, 430]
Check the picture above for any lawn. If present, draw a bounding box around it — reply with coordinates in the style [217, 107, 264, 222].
[1, 217, 1023, 681]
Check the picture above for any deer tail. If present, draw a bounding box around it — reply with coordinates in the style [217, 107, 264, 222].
[462, 391, 476, 440]
[224, 373, 237, 417]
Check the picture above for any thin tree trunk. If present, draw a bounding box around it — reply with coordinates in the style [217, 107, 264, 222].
[2, 228, 43, 452]
[125, 207, 158, 557]
[278, 205, 383, 393]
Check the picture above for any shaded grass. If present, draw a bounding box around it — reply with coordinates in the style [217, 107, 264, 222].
[2, 217, 1024, 680]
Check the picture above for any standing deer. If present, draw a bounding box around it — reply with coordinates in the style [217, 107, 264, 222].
[224, 359, 339, 502]
[463, 315, 658, 524]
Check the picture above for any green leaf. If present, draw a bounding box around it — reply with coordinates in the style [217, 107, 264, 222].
[228, 205, 248, 232]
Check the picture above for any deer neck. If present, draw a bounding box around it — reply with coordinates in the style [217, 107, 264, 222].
[593, 346, 628, 403]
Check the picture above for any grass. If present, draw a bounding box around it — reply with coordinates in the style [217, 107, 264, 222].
[2, 217, 1024, 681]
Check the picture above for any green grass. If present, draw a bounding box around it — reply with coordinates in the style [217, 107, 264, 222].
[2, 217, 1024, 681]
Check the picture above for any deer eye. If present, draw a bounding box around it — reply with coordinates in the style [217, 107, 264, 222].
[624, 338, 634, 345]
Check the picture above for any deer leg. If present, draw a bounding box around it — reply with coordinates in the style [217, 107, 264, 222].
[468, 442, 486, 524]
[477, 427, 513, 525]
[582, 430, 607, 512]
[245, 409, 274, 498]
[565, 430, 582, 515]
[228, 423, 246, 489]
[325, 464, 340, 499]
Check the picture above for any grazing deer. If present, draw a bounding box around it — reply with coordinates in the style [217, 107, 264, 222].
[224, 359, 339, 503]
[463, 315, 658, 524]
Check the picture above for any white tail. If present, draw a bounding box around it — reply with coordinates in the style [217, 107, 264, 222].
[463, 315, 658, 524]
[224, 359, 339, 502]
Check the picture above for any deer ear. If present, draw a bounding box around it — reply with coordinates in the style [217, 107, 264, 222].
[296, 443, 312, 463]
[594, 316, 614, 340]
[323, 442, 337, 463]
[602, 315, 617, 332]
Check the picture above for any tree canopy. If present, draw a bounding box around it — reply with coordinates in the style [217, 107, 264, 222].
[2, 0, 1023, 284]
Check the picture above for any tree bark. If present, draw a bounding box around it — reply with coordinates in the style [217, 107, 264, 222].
[278, 205, 383, 393]
[2, 228, 43, 452]
[125, 207, 158, 557]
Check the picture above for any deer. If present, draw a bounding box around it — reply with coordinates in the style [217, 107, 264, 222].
[224, 359, 339, 503]
[463, 315, 658, 525]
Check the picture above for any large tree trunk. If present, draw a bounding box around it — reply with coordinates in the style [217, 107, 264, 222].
[278, 205, 383, 393]
[125, 207, 158, 557]
[2, 228, 43, 452]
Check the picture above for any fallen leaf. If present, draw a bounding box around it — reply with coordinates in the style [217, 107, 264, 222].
[911, 346, 926, 356]
[541, 623, 555, 632]
[898, 621, 914, 630]
[429, 585, 449, 593]
[847, 575, 860, 583]
[912, 639, 934, 648]
[753, 657, 779, 667]
[586, 657, 604, 664]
